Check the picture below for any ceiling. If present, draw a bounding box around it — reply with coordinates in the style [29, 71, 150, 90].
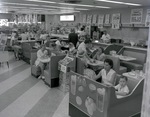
[0, 0, 150, 14]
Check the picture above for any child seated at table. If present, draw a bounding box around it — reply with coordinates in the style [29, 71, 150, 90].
[115, 76, 129, 98]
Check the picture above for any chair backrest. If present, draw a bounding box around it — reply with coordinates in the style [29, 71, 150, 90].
[105, 55, 120, 74]
[50, 55, 66, 78]
[22, 43, 32, 58]
[76, 57, 85, 75]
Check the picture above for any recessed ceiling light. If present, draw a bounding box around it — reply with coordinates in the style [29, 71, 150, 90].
[25, 0, 56, 4]
[59, 3, 110, 8]
[95, 0, 141, 6]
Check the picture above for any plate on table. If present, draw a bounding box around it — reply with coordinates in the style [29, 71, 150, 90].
[128, 72, 136, 76]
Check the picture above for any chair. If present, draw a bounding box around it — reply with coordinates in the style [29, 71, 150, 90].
[105, 55, 127, 75]
[0, 35, 8, 51]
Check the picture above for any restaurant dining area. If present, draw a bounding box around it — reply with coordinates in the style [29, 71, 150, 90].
[0, 0, 150, 117]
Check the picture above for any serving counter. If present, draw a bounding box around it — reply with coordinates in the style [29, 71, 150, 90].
[51, 34, 68, 40]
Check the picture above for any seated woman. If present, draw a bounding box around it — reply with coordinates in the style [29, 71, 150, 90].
[35, 44, 50, 80]
[93, 47, 105, 61]
[115, 76, 129, 98]
[94, 59, 116, 86]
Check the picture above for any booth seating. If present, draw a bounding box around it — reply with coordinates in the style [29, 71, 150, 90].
[76, 57, 85, 75]
[22, 42, 39, 64]
[30, 49, 56, 78]
[105, 55, 127, 75]
[118, 48, 145, 71]
[44, 54, 65, 88]
[69, 71, 144, 117]
[104, 44, 124, 55]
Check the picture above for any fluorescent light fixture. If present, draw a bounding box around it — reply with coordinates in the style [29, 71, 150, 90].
[42, 5, 88, 10]
[30, 7, 56, 10]
[59, 3, 110, 8]
[0, 2, 39, 6]
[0, 6, 56, 11]
[0, 6, 27, 9]
[25, 0, 56, 4]
[95, 0, 141, 6]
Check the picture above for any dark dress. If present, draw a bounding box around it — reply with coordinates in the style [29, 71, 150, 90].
[68, 32, 78, 47]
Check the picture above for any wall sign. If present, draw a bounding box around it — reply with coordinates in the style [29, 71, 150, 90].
[98, 15, 104, 28]
[92, 14, 97, 24]
[104, 14, 110, 24]
[130, 9, 143, 24]
[112, 13, 120, 29]
[82, 14, 87, 23]
[87, 15, 92, 25]
[145, 9, 150, 27]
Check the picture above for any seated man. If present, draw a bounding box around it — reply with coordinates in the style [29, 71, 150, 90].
[101, 30, 111, 43]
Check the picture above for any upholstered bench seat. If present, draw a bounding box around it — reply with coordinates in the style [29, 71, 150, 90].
[119, 66, 127, 74]
[120, 61, 143, 71]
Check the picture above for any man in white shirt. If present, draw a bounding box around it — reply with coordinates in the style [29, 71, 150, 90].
[101, 30, 111, 43]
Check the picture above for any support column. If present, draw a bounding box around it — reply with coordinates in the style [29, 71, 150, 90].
[141, 26, 150, 117]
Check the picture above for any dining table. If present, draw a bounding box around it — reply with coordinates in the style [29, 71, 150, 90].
[113, 54, 137, 61]
[87, 59, 104, 67]
[122, 70, 145, 81]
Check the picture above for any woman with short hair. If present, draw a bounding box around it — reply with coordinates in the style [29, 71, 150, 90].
[94, 59, 116, 86]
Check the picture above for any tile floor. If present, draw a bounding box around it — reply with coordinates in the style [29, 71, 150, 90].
[0, 52, 69, 117]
